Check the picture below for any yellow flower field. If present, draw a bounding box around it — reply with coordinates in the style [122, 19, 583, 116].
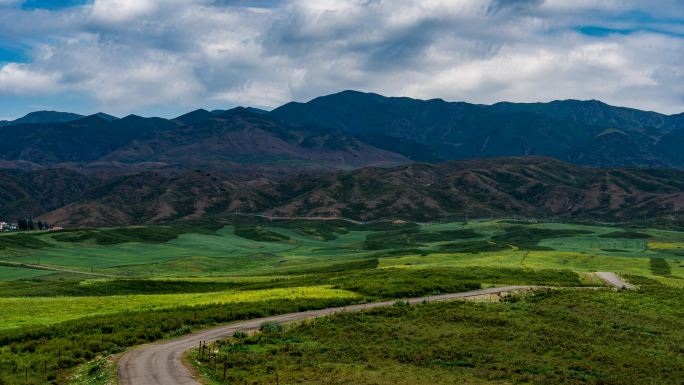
[0, 286, 358, 330]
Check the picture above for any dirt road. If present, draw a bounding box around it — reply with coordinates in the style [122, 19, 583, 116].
[118, 286, 539, 385]
[118, 273, 634, 385]
[0, 260, 113, 277]
[595, 271, 637, 289]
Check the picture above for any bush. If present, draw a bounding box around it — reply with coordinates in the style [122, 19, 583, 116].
[393, 300, 409, 307]
[171, 325, 192, 336]
[233, 330, 248, 339]
[259, 321, 284, 335]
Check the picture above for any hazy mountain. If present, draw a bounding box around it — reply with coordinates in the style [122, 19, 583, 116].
[3, 91, 684, 174]
[102, 107, 409, 170]
[270, 90, 684, 168]
[90, 112, 119, 122]
[2, 111, 84, 126]
[246, 107, 269, 115]
[0, 114, 178, 165]
[355, 132, 443, 162]
[0, 106, 408, 174]
[173, 109, 215, 125]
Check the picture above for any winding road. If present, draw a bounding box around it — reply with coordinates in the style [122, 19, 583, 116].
[118, 273, 634, 385]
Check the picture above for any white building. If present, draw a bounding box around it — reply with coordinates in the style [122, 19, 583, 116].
[0, 222, 17, 231]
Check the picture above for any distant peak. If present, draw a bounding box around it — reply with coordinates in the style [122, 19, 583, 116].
[90, 112, 119, 122]
[121, 114, 146, 121]
[246, 107, 269, 115]
[219, 106, 260, 118]
[12, 110, 84, 125]
[173, 109, 215, 125]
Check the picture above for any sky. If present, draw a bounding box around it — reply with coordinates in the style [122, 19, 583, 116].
[1, 0, 684, 120]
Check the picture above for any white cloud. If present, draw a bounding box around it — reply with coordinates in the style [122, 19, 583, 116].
[90, 0, 160, 23]
[0, 0, 683, 115]
[0, 63, 61, 94]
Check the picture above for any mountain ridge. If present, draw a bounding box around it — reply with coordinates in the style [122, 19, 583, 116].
[270, 90, 684, 168]
[1, 157, 681, 227]
[3, 91, 684, 174]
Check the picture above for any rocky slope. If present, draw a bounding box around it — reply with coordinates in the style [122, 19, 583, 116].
[4, 157, 679, 227]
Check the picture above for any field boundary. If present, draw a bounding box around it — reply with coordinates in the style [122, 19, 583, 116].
[0, 259, 114, 277]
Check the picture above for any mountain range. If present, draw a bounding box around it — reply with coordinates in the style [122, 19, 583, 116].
[3, 90, 684, 226]
[3, 90, 684, 173]
[271, 91, 684, 167]
[2, 157, 682, 227]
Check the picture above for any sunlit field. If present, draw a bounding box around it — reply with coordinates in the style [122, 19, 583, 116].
[0, 286, 357, 330]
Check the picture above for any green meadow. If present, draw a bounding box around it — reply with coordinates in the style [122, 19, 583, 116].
[1, 219, 683, 283]
[0, 219, 683, 384]
[0, 286, 357, 330]
[196, 277, 683, 385]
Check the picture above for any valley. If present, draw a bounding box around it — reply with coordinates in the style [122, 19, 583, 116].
[3, 1, 684, 384]
[0, 219, 682, 384]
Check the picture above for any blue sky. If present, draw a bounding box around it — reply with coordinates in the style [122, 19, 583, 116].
[1, 0, 684, 120]
[20, 0, 91, 10]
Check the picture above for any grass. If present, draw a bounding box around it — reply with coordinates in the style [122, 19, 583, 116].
[68, 356, 117, 385]
[196, 279, 684, 385]
[0, 233, 50, 253]
[0, 219, 683, 383]
[0, 220, 682, 281]
[51, 224, 221, 245]
[0, 265, 55, 281]
[0, 297, 360, 385]
[648, 241, 684, 250]
[233, 225, 291, 242]
[0, 286, 358, 330]
[598, 230, 651, 239]
[650, 258, 672, 276]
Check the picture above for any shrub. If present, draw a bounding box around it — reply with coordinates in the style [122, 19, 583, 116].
[259, 321, 284, 335]
[394, 300, 409, 307]
[233, 330, 248, 339]
[171, 325, 192, 336]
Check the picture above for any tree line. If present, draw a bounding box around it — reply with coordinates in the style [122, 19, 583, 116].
[15, 218, 49, 231]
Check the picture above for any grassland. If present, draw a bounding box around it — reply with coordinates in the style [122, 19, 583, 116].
[0, 218, 683, 384]
[1, 219, 683, 282]
[0, 286, 358, 330]
[195, 277, 684, 385]
[0, 265, 54, 281]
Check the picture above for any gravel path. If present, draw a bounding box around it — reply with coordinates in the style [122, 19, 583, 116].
[595, 271, 637, 290]
[118, 285, 537, 385]
[119, 273, 634, 385]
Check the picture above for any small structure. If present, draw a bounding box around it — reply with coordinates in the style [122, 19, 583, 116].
[0, 222, 18, 232]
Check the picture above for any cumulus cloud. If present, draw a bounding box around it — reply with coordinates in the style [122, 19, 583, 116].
[0, 0, 683, 116]
[0, 63, 61, 94]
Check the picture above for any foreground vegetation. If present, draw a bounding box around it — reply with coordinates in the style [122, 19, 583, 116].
[0, 297, 356, 385]
[195, 277, 683, 385]
[0, 218, 682, 384]
[0, 265, 590, 385]
[0, 286, 358, 330]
